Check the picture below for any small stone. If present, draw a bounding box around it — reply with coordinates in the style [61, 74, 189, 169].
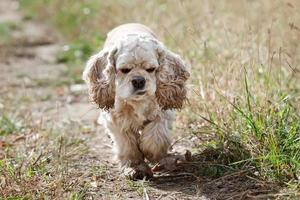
[90, 181, 98, 188]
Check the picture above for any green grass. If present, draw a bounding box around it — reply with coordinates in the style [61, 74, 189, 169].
[0, 115, 20, 136]
[220, 74, 299, 182]
[0, 197, 30, 200]
[188, 71, 300, 185]
[0, 22, 17, 43]
[68, 185, 88, 200]
[20, 0, 105, 85]
[126, 178, 148, 196]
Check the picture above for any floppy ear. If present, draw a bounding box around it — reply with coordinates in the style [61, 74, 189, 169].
[82, 47, 117, 110]
[155, 44, 190, 110]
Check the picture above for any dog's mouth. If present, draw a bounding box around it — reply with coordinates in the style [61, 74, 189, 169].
[136, 91, 146, 95]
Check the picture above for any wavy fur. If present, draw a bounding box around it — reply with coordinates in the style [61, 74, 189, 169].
[83, 23, 189, 180]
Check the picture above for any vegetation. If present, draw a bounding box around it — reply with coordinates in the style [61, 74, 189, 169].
[1, 0, 299, 199]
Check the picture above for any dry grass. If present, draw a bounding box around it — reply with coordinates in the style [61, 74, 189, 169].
[1, 0, 300, 199]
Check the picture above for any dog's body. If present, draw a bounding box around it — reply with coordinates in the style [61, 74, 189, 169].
[83, 23, 189, 179]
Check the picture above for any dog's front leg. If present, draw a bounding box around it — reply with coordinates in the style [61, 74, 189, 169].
[139, 117, 172, 163]
[108, 128, 153, 180]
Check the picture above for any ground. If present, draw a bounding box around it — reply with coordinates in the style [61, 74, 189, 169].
[0, 0, 298, 200]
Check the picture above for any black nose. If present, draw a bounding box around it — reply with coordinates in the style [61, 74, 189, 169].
[132, 76, 145, 90]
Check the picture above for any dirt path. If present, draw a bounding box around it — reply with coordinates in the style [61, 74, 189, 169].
[0, 1, 278, 199]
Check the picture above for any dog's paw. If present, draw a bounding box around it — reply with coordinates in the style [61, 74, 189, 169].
[123, 163, 153, 180]
[152, 150, 192, 172]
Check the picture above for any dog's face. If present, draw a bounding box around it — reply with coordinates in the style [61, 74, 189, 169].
[115, 37, 158, 100]
[83, 35, 190, 110]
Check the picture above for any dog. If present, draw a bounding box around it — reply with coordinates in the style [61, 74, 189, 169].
[83, 23, 190, 180]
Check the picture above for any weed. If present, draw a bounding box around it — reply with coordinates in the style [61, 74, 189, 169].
[126, 178, 148, 196]
[0, 115, 20, 136]
[68, 184, 88, 200]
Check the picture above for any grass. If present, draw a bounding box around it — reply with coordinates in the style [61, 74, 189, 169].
[221, 76, 300, 183]
[0, 22, 17, 43]
[0, 115, 21, 136]
[0, 119, 91, 199]
[1, 0, 298, 198]
[19, 0, 105, 85]
[126, 178, 149, 196]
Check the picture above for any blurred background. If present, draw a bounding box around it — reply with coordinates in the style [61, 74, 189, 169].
[1, 0, 300, 199]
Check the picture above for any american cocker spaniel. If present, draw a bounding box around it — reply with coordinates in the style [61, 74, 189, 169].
[83, 23, 190, 180]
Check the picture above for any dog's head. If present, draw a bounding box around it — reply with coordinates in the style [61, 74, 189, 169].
[82, 34, 190, 110]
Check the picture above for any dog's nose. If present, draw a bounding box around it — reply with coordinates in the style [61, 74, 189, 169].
[132, 76, 145, 90]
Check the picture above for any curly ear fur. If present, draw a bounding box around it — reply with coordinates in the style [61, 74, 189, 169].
[82, 48, 117, 110]
[155, 45, 190, 110]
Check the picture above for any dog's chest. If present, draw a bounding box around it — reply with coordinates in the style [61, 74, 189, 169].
[111, 102, 158, 131]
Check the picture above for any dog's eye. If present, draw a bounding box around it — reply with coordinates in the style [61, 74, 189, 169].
[146, 68, 155, 73]
[120, 68, 131, 74]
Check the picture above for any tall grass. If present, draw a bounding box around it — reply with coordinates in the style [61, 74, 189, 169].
[224, 74, 299, 183]
[20, 0, 300, 188]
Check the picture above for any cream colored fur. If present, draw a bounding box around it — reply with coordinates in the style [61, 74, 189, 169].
[83, 23, 189, 179]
